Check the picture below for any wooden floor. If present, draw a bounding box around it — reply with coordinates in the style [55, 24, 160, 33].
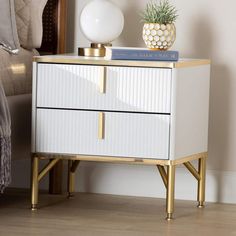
[0, 190, 236, 236]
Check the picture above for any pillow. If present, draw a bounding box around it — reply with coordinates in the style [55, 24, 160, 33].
[14, 0, 48, 50]
[0, 0, 20, 54]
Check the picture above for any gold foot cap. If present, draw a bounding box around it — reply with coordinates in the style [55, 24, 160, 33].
[166, 213, 173, 221]
[31, 204, 38, 211]
[197, 202, 205, 208]
[67, 193, 75, 198]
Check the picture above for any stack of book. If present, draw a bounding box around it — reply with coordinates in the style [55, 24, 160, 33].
[105, 47, 179, 61]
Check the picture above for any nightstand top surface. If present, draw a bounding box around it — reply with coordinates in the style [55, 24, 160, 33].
[34, 54, 210, 69]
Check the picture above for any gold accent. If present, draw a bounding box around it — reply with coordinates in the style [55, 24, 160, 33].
[31, 152, 207, 220]
[157, 165, 167, 189]
[100, 67, 107, 93]
[172, 152, 208, 166]
[78, 43, 112, 57]
[91, 43, 112, 48]
[33, 56, 210, 69]
[31, 204, 38, 211]
[34, 152, 208, 167]
[175, 59, 211, 68]
[166, 213, 173, 221]
[166, 165, 175, 220]
[198, 156, 206, 208]
[68, 160, 74, 197]
[78, 47, 106, 57]
[38, 159, 60, 181]
[184, 162, 201, 181]
[31, 156, 39, 210]
[98, 112, 105, 140]
[71, 160, 80, 173]
[68, 160, 80, 197]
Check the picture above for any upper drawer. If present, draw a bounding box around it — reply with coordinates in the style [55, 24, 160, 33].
[37, 64, 172, 113]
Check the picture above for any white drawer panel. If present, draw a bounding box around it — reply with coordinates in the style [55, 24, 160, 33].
[37, 64, 172, 113]
[36, 109, 170, 159]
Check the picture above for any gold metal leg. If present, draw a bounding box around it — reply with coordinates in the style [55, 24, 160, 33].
[68, 160, 74, 197]
[183, 162, 200, 181]
[68, 160, 80, 198]
[157, 165, 167, 189]
[31, 156, 39, 210]
[166, 165, 176, 220]
[39, 159, 60, 181]
[197, 157, 206, 208]
[67, 160, 78, 197]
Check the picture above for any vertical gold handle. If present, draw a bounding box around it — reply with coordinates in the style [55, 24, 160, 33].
[98, 112, 105, 139]
[100, 67, 107, 94]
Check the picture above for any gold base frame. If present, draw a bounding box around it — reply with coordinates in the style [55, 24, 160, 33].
[31, 152, 207, 220]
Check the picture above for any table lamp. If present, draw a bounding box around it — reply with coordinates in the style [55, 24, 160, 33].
[78, 0, 124, 57]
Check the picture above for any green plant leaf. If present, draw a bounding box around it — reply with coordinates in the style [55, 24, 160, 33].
[140, 0, 178, 24]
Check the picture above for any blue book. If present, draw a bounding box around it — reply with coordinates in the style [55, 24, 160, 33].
[105, 47, 179, 61]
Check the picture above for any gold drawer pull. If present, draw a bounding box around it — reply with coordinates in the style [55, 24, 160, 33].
[100, 67, 107, 94]
[98, 112, 105, 139]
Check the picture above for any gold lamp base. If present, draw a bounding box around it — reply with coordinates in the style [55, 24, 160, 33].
[78, 43, 111, 57]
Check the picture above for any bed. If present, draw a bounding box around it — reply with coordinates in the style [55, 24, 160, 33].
[4, 0, 67, 192]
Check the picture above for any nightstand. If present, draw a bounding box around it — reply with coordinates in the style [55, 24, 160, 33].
[31, 55, 210, 220]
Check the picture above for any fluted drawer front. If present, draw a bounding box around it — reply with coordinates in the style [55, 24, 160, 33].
[37, 64, 172, 113]
[36, 109, 170, 159]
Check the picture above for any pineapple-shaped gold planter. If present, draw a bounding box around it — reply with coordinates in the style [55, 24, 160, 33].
[143, 23, 176, 50]
[141, 0, 178, 51]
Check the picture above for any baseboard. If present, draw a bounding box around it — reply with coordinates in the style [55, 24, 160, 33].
[10, 160, 236, 204]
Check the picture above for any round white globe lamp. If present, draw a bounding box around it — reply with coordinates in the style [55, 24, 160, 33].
[79, 0, 124, 57]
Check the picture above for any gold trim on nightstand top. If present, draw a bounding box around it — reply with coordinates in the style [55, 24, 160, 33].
[33, 54, 210, 69]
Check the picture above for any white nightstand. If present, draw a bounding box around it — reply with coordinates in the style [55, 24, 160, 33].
[31, 55, 210, 220]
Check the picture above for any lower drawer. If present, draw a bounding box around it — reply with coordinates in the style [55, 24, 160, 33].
[35, 109, 170, 159]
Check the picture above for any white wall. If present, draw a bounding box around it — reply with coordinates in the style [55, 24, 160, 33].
[66, 0, 236, 203]
[12, 0, 236, 204]
[68, 0, 236, 170]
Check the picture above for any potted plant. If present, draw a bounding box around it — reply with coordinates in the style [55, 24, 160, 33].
[141, 0, 178, 50]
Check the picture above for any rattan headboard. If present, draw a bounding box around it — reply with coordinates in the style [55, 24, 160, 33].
[38, 0, 67, 55]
